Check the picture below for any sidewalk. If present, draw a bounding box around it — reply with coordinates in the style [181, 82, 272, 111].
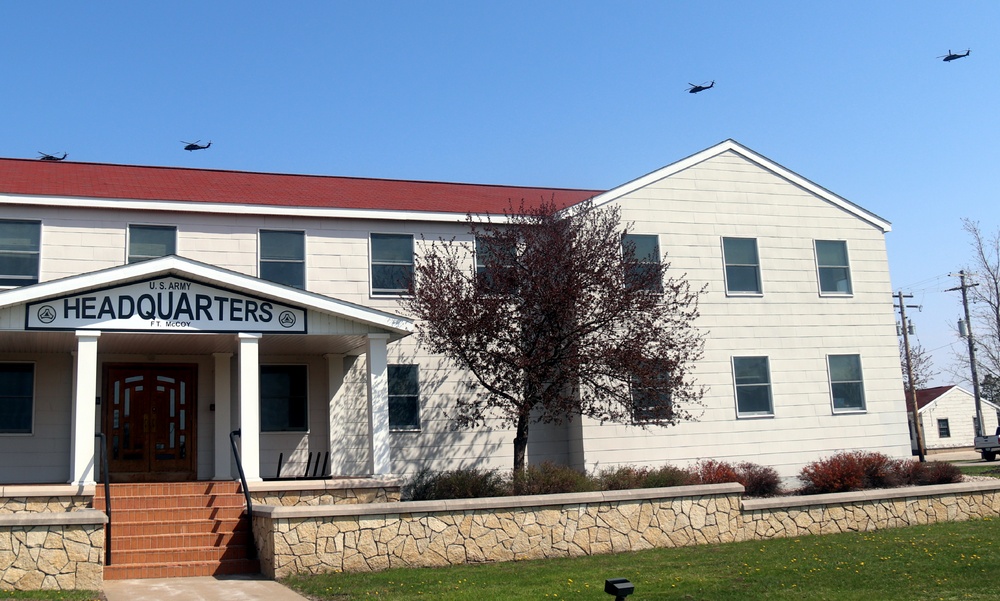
[103, 574, 309, 601]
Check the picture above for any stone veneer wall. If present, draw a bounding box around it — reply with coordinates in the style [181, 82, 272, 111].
[0, 511, 107, 591]
[247, 478, 402, 507]
[252, 480, 1000, 579]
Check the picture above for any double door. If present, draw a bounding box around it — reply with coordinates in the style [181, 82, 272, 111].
[103, 364, 197, 481]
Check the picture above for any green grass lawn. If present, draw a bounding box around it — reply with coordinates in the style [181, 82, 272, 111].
[0, 591, 101, 600]
[283, 516, 1000, 600]
[958, 463, 1000, 478]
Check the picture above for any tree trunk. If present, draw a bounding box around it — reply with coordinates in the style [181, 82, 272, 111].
[512, 413, 529, 473]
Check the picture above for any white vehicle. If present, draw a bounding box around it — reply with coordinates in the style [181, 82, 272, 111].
[974, 435, 1000, 461]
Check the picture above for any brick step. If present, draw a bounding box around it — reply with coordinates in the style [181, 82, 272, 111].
[95, 481, 242, 497]
[103, 558, 260, 580]
[110, 543, 255, 565]
[94, 494, 245, 511]
[105, 506, 246, 524]
[109, 529, 251, 551]
[112, 517, 247, 537]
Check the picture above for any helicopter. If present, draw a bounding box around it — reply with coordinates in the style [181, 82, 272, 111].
[182, 140, 211, 151]
[687, 81, 714, 94]
[939, 49, 970, 62]
[37, 152, 67, 161]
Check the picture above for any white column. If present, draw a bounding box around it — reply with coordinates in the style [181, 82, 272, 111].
[325, 353, 345, 477]
[69, 331, 100, 486]
[366, 334, 391, 476]
[238, 333, 262, 482]
[213, 352, 233, 480]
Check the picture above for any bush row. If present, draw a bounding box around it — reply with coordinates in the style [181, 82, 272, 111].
[403, 452, 964, 501]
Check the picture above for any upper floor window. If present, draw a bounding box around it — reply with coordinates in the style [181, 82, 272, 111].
[815, 240, 853, 295]
[128, 225, 176, 264]
[622, 234, 662, 293]
[0, 363, 34, 434]
[260, 230, 305, 289]
[260, 364, 308, 432]
[733, 356, 773, 417]
[631, 364, 672, 423]
[371, 233, 414, 296]
[388, 364, 420, 431]
[722, 237, 761, 295]
[476, 236, 517, 295]
[0, 220, 40, 287]
[828, 354, 866, 412]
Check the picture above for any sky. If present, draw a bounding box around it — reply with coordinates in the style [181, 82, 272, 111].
[2, 2, 998, 386]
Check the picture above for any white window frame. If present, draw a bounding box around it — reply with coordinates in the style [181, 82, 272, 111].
[828, 354, 867, 414]
[815, 240, 853, 296]
[370, 233, 414, 297]
[127, 224, 177, 264]
[0, 219, 41, 288]
[259, 364, 309, 433]
[388, 364, 421, 432]
[937, 418, 951, 438]
[732, 356, 774, 418]
[0, 362, 35, 436]
[622, 233, 663, 293]
[722, 237, 763, 296]
[258, 229, 306, 289]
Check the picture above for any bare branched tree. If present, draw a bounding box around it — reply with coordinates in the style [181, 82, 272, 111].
[961, 219, 1000, 382]
[900, 338, 937, 394]
[401, 199, 706, 472]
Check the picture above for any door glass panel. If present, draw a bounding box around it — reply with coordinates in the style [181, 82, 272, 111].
[124, 389, 130, 416]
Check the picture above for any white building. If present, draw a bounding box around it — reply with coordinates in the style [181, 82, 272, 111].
[0, 139, 912, 487]
[909, 385, 1000, 452]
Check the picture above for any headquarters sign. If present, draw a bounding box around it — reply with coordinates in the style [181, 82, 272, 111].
[26, 277, 306, 333]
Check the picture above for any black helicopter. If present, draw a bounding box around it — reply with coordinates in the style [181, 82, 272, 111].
[687, 81, 714, 94]
[37, 152, 67, 161]
[182, 140, 211, 151]
[939, 49, 970, 62]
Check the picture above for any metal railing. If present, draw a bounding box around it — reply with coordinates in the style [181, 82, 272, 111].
[229, 429, 257, 559]
[94, 432, 112, 566]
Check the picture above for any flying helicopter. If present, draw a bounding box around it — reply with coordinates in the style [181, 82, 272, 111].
[687, 81, 714, 94]
[939, 49, 970, 62]
[182, 140, 211, 151]
[37, 152, 67, 161]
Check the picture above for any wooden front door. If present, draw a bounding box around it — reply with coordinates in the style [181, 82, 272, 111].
[104, 364, 197, 481]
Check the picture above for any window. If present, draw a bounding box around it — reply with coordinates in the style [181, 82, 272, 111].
[816, 240, 852, 295]
[622, 234, 662, 293]
[938, 419, 951, 438]
[631, 364, 672, 423]
[388, 364, 420, 431]
[722, 237, 761, 294]
[0, 220, 40, 287]
[128, 225, 176, 263]
[0, 363, 34, 434]
[260, 365, 308, 432]
[371, 234, 414, 295]
[260, 230, 305, 289]
[733, 356, 772, 416]
[828, 354, 866, 412]
[476, 236, 517, 295]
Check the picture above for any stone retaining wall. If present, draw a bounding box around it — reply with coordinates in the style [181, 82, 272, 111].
[0, 511, 107, 591]
[247, 478, 402, 506]
[252, 480, 1000, 579]
[0, 485, 94, 514]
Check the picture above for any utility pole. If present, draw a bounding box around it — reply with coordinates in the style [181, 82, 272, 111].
[896, 291, 925, 462]
[947, 271, 984, 436]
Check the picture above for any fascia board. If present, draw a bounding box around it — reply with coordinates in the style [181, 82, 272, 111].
[581, 139, 892, 233]
[0, 193, 510, 225]
[0, 256, 414, 335]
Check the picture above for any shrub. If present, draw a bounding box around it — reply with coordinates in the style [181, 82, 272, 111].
[641, 465, 699, 488]
[798, 452, 866, 494]
[405, 466, 508, 501]
[857, 452, 905, 489]
[691, 459, 740, 485]
[596, 466, 650, 491]
[735, 462, 782, 497]
[512, 462, 596, 496]
[919, 460, 962, 485]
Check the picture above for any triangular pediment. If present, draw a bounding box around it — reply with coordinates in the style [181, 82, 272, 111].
[0, 256, 413, 337]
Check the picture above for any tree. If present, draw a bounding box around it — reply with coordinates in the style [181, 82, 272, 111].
[900, 338, 937, 395]
[961, 219, 1000, 380]
[401, 198, 706, 472]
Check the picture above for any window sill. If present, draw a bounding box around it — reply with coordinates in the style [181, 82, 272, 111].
[725, 291, 764, 298]
[390, 427, 421, 433]
[735, 413, 774, 419]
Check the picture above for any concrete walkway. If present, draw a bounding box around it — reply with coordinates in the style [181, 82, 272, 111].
[103, 574, 309, 601]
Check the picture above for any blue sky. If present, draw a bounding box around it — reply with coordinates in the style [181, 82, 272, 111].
[2, 2, 997, 385]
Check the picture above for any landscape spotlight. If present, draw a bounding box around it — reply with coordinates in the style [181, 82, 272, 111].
[605, 578, 634, 600]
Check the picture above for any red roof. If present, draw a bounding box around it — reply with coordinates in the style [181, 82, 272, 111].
[907, 385, 957, 413]
[0, 158, 603, 215]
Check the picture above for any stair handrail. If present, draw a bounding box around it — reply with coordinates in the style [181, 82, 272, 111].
[94, 432, 112, 566]
[229, 429, 257, 559]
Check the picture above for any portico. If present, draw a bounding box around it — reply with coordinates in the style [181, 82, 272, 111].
[0, 255, 413, 486]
